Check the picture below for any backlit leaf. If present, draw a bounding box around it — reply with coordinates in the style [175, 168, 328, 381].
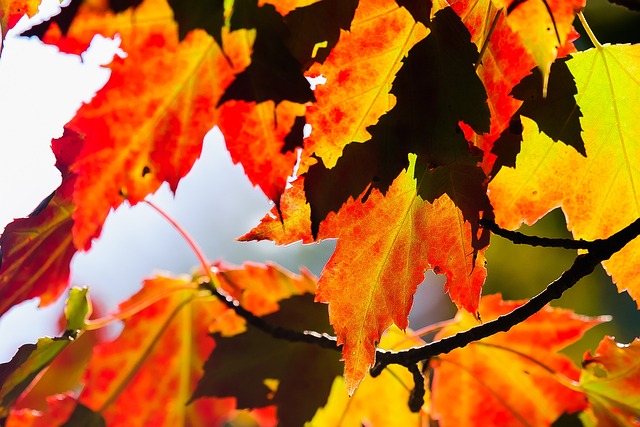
[6, 394, 83, 427]
[308, 326, 424, 426]
[431, 294, 604, 427]
[303, 7, 491, 239]
[489, 44, 640, 305]
[42, 0, 250, 250]
[498, 0, 585, 88]
[579, 337, 640, 426]
[315, 155, 487, 393]
[0, 288, 90, 418]
[0, 0, 43, 40]
[0, 129, 83, 316]
[301, 0, 427, 169]
[77, 263, 315, 425]
[193, 294, 341, 427]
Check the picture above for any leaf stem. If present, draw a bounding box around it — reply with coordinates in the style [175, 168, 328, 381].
[84, 284, 201, 331]
[578, 12, 602, 49]
[144, 199, 211, 277]
[391, 319, 454, 350]
[475, 8, 502, 71]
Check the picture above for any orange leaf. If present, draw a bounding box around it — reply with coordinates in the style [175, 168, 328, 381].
[42, 0, 250, 250]
[301, 0, 427, 170]
[259, 0, 321, 16]
[431, 294, 604, 427]
[316, 156, 486, 393]
[309, 326, 425, 426]
[238, 177, 315, 244]
[579, 336, 640, 426]
[214, 261, 317, 316]
[498, 0, 585, 88]
[448, 0, 581, 173]
[6, 394, 78, 427]
[217, 100, 306, 204]
[77, 262, 314, 425]
[0, 0, 43, 39]
[77, 274, 238, 425]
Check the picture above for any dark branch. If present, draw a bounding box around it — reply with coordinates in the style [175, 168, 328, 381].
[479, 218, 594, 249]
[201, 217, 640, 400]
[371, 217, 640, 374]
[201, 279, 342, 352]
[407, 363, 425, 413]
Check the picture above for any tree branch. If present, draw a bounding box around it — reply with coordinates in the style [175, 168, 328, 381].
[201, 217, 640, 394]
[371, 217, 640, 374]
[200, 278, 342, 352]
[479, 218, 593, 249]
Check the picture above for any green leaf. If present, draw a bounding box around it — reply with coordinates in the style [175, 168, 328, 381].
[0, 288, 90, 417]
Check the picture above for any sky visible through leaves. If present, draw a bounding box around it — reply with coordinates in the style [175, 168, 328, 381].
[1, 0, 640, 425]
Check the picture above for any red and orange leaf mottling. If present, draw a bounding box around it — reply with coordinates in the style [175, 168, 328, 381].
[42, 0, 251, 250]
[77, 274, 247, 426]
[432, 295, 605, 426]
[6, 393, 77, 427]
[579, 337, 640, 426]
[217, 100, 306, 204]
[0, 0, 43, 39]
[301, 0, 427, 170]
[448, 0, 581, 172]
[214, 261, 317, 316]
[77, 263, 314, 425]
[238, 177, 315, 244]
[314, 156, 486, 392]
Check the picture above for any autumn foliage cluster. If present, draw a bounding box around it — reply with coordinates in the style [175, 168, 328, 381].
[1, 0, 640, 425]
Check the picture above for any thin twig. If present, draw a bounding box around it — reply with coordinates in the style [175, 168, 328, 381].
[479, 218, 594, 249]
[475, 8, 502, 70]
[200, 277, 342, 352]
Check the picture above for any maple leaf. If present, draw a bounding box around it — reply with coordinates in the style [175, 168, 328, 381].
[0, 129, 83, 316]
[315, 155, 487, 393]
[431, 294, 604, 427]
[76, 263, 316, 425]
[6, 393, 102, 427]
[579, 336, 640, 426]
[304, 7, 491, 240]
[0, 288, 90, 418]
[490, 57, 584, 175]
[300, 0, 427, 170]
[498, 0, 585, 90]
[0, 0, 43, 41]
[40, 0, 250, 250]
[448, 0, 582, 173]
[76, 274, 238, 426]
[216, 100, 306, 206]
[308, 326, 424, 426]
[489, 44, 640, 305]
[193, 294, 342, 427]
